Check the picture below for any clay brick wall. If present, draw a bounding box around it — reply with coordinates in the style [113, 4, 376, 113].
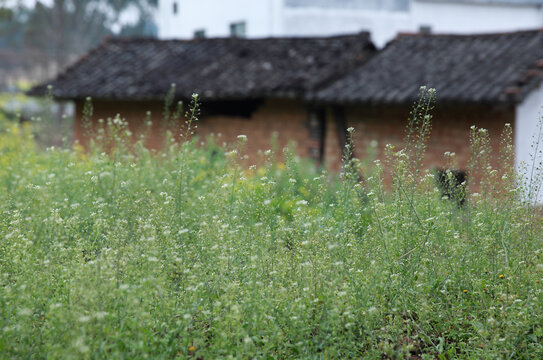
[326, 103, 515, 186]
[195, 99, 310, 162]
[74, 100, 165, 149]
[74, 99, 515, 187]
[74, 98, 311, 164]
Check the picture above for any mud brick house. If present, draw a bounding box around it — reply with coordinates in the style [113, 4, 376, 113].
[29, 33, 376, 165]
[30, 30, 543, 192]
[314, 30, 543, 186]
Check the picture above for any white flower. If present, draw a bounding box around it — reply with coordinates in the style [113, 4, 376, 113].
[18, 308, 32, 316]
[94, 311, 108, 320]
[78, 315, 91, 323]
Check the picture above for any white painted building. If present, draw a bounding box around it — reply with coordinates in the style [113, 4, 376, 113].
[515, 83, 543, 204]
[156, 0, 543, 47]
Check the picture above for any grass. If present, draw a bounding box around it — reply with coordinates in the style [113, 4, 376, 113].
[0, 89, 542, 359]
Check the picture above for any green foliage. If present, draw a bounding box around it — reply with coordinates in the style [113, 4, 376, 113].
[0, 94, 542, 359]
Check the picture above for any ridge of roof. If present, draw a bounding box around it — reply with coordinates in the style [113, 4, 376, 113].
[418, 0, 543, 5]
[101, 31, 372, 45]
[395, 28, 543, 39]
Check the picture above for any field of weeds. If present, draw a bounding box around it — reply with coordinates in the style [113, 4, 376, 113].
[1, 92, 542, 359]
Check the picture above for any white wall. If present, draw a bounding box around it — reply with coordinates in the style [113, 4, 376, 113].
[282, 7, 411, 47]
[158, 0, 284, 39]
[515, 82, 543, 204]
[157, 1, 543, 47]
[412, 1, 543, 35]
[157, 0, 412, 46]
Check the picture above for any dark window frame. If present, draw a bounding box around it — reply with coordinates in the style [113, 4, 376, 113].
[194, 29, 206, 39]
[230, 21, 247, 38]
[435, 168, 467, 206]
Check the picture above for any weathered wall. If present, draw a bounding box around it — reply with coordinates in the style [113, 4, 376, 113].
[196, 99, 311, 162]
[74, 98, 516, 189]
[74, 98, 311, 164]
[74, 100, 165, 150]
[324, 103, 514, 185]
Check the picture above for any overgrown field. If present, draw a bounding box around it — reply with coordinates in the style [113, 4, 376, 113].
[1, 93, 542, 359]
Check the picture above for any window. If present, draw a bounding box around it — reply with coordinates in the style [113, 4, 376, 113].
[419, 25, 432, 35]
[435, 169, 467, 206]
[172, 1, 178, 15]
[230, 21, 246, 38]
[194, 29, 206, 39]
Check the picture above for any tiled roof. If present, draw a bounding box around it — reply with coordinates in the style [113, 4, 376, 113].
[29, 34, 375, 101]
[313, 30, 543, 104]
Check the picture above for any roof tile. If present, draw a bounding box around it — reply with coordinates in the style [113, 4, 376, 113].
[30, 34, 375, 101]
[313, 30, 543, 104]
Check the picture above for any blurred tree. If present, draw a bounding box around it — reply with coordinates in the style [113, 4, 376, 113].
[0, 1, 26, 49]
[23, 0, 157, 69]
[0, 0, 157, 81]
[0, 0, 157, 129]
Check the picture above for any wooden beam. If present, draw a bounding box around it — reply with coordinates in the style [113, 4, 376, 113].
[306, 106, 326, 166]
[332, 105, 351, 164]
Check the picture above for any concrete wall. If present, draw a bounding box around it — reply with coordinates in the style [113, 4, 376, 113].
[281, 8, 411, 48]
[412, 1, 543, 36]
[156, 0, 543, 48]
[515, 81, 543, 203]
[158, 0, 284, 39]
[156, 0, 412, 46]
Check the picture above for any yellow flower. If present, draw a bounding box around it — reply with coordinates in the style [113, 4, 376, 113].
[463, 289, 468, 293]
[188, 346, 196, 352]
[499, 274, 504, 279]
